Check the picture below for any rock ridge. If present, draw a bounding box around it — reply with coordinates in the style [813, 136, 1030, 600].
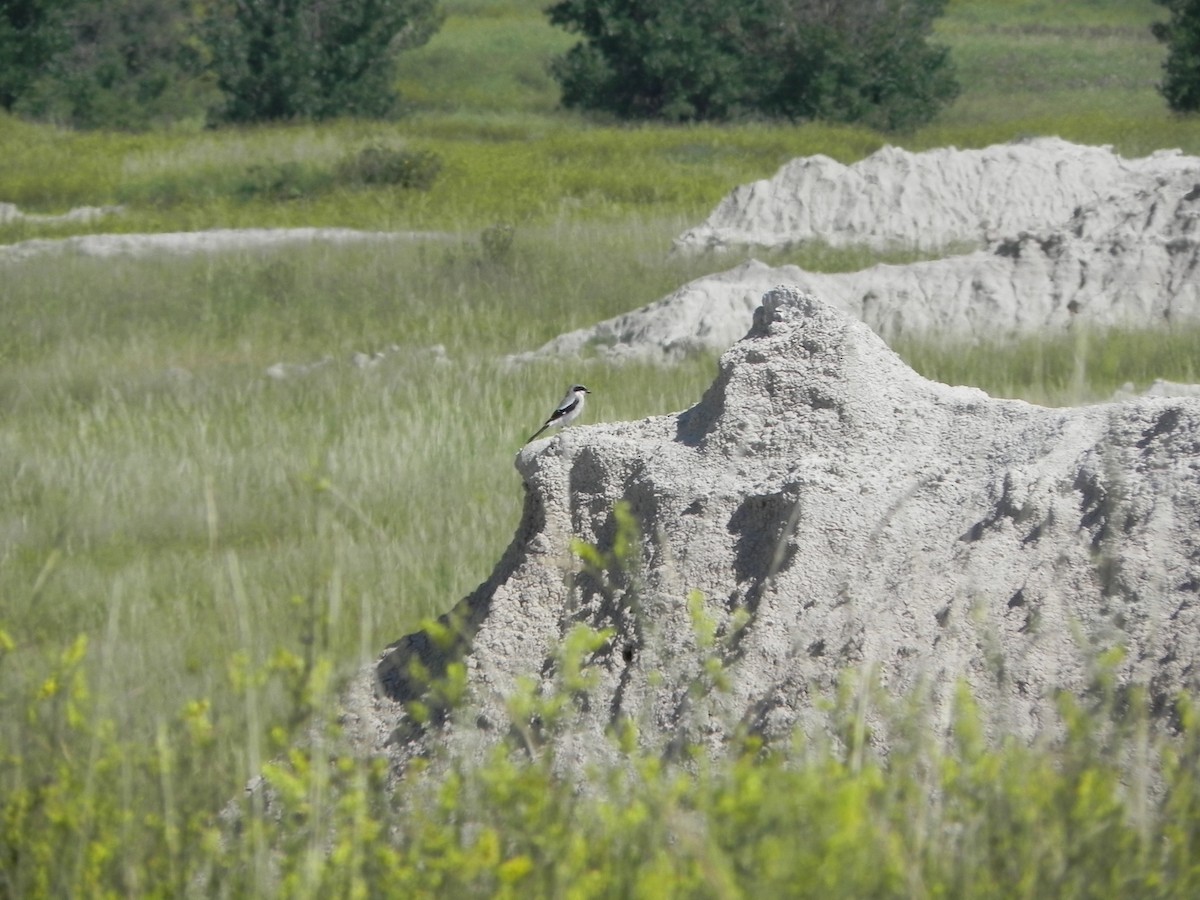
[345, 288, 1200, 774]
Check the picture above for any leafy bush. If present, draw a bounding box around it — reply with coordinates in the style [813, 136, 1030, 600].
[219, 147, 443, 201]
[10, 0, 221, 130]
[545, 0, 959, 131]
[204, 0, 444, 123]
[0, 0, 80, 110]
[1153, 0, 1200, 112]
[1, 0, 444, 128]
[8, 561, 1200, 896]
[335, 145, 443, 189]
[480, 222, 516, 263]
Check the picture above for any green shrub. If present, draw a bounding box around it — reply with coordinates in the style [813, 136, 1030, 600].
[1153, 0, 1200, 112]
[480, 222, 516, 263]
[0, 0, 80, 110]
[11, 0, 220, 131]
[2, 0, 444, 128]
[334, 145, 443, 189]
[545, 0, 959, 131]
[204, 0, 444, 123]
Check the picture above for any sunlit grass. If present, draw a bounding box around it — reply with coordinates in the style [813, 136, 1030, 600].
[0, 339, 717, 736]
[393, 9, 574, 114]
[0, 217, 723, 359]
[0, 229, 722, 784]
[896, 324, 1200, 406]
[941, 0, 1163, 31]
[0, 112, 890, 241]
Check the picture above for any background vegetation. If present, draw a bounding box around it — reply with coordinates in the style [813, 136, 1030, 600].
[546, 0, 959, 129]
[3, 0, 959, 131]
[0, 0, 443, 129]
[1154, 0, 1200, 111]
[203, 0, 443, 123]
[3, 0, 1200, 895]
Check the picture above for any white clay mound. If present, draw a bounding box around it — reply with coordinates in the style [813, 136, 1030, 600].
[674, 137, 1200, 253]
[518, 143, 1200, 363]
[348, 289, 1200, 775]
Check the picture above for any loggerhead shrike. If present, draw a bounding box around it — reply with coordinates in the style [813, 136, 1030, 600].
[526, 384, 590, 444]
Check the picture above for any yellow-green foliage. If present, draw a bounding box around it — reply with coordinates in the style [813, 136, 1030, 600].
[5, 621, 1200, 899]
[0, 112, 885, 240]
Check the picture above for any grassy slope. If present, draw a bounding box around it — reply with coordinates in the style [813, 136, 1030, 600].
[0, 1, 1184, 230]
[3, 0, 1200, 894]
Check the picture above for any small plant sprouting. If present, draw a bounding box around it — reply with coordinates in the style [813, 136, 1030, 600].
[398, 612, 473, 729]
[569, 502, 754, 758]
[570, 499, 642, 584]
[506, 623, 614, 758]
[480, 223, 516, 264]
[336, 145, 443, 190]
[686, 589, 750, 697]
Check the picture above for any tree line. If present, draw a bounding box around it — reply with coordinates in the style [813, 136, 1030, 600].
[0, 0, 443, 128]
[2, 0, 1199, 132]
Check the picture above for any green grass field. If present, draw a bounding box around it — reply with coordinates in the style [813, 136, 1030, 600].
[4, 0, 1200, 895]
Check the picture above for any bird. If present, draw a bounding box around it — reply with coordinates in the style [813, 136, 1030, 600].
[526, 384, 590, 444]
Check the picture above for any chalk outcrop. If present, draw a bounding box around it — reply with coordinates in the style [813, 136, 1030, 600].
[345, 289, 1200, 773]
[0, 226, 452, 266]
[523, 147, 1200, 363]
[674, 138, 1198, 253]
